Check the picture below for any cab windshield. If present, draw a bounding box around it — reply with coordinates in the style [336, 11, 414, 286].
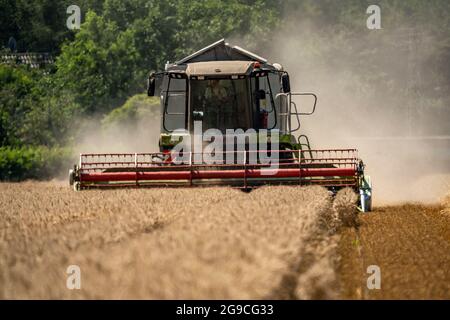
[190, 79, 253, 132]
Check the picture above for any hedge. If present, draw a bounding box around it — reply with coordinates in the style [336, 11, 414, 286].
[0, 146, 73, 181]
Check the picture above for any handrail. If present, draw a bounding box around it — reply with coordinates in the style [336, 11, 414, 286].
[290, 92, 317, 116]
[275, 92, 318, 134]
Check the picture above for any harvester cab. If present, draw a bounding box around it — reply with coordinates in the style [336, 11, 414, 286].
[69, 39, 372, 212]
[150, 59, 310, 149]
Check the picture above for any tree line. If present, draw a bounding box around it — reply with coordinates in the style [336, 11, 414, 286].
[0, 0, 449, 179]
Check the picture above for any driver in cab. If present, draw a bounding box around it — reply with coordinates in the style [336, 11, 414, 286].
[204, 79, 233, 131]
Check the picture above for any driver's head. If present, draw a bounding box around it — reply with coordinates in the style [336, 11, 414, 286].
[209, 79, 220, 87]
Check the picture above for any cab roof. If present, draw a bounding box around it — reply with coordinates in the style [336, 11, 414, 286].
[185, 60, 254, 76]
[175, 39, 267, 65]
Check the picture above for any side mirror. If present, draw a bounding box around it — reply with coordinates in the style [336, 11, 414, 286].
[281, 73, 291, 93]
[255, 89, 266, 100]
[147, 73, 156, 96]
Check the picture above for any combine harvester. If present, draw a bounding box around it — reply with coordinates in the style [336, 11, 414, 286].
[69, 40, 372, 212]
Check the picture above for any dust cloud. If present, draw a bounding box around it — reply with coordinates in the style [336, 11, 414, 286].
[71, 10, 450, 204]
[73, 108, 161, 155]
[261, 12, 450, 204]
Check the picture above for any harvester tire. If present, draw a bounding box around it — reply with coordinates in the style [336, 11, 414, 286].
[69, 169, 74, 186]
[73, 181, 81, 192]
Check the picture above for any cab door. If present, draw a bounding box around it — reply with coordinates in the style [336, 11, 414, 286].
[161, 75, 188, 132]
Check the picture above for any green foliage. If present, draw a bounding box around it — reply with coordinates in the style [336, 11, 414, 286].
[0, 64, 82, 147]
[56, 12, 140, 113]
[20, 90, 82, 146]
[0, 64, 41, 146]
[0, 146, 73, 180]
[55, 0, 282, 114]
[0, 0, 74, 52]
[0, 0, 109, 52]
[102, 94, 159, 129]
[172, 0, 281, 57]
[1, 0, 450, 180]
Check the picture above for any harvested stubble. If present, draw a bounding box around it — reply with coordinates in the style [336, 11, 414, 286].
[0, 182, 357, 299]
[339, 198, 450, 299]
[442, 192, 450, 215]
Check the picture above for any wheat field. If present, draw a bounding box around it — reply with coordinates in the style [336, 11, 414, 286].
[339, 199, 450, 299]
[0, 182, 356, 299]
